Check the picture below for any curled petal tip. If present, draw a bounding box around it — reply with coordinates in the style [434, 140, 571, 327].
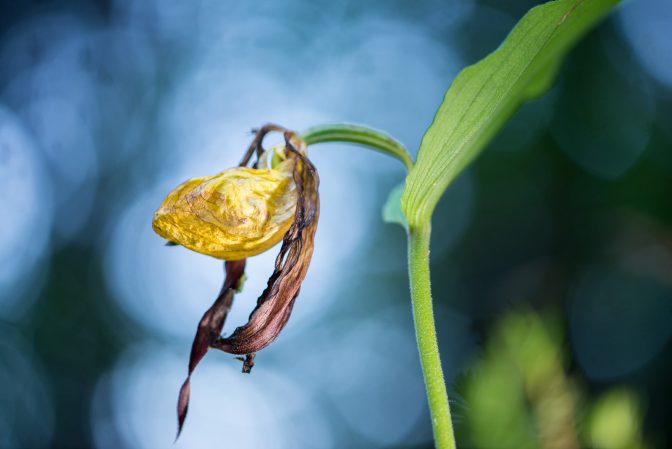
[235, 353, 256, 373]
[175, 377, 191, 441]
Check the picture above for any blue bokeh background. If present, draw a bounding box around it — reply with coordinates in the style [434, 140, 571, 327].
[1, 0, 671, 448]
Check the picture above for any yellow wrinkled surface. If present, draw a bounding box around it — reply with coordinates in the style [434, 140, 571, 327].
[152, 159, 297, 260]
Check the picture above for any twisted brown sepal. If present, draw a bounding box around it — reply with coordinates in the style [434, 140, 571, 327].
[175, 127, 319, 440]
[176, 259, 246, 440]
[212, 133, 320, 354]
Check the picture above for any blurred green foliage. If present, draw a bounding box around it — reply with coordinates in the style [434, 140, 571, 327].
[459, 311, 653, 449]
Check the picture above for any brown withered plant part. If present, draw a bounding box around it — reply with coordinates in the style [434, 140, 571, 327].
[176, 259, 245, 439]
[212, 133, 319, 354]
[175, 126, 320, 439]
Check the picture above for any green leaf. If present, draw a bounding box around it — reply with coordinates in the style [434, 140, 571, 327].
[401, 0, 619, 227]
[382, 182, 408, 230]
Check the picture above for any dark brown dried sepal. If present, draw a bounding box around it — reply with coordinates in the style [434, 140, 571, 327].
[176, 259, 245, 439]
[212, 132, 320, 355]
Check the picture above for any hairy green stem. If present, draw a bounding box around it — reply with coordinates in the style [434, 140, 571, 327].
[302, 123, 414, 171]
[408, 224, 456, 449]
[303, 123, 453, 448]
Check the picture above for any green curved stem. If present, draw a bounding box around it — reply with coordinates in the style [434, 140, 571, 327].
[302, 123, 454, 448]
[302, 123, 414, 172]
[408, 224, 456, 449]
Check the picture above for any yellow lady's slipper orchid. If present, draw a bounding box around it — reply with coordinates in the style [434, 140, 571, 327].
[152, 158, 298, 260]
[156, 125, 321, 438]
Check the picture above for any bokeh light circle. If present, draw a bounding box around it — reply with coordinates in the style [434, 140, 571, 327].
[0, 105, 52, 319]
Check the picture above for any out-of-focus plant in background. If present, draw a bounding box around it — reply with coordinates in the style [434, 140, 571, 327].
[460, 311, 651, 449]
[0, 0, 671, 448]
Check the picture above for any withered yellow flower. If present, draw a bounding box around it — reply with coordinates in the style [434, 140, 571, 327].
[156, 125, 320, 439]
[152, 158, 298, 260]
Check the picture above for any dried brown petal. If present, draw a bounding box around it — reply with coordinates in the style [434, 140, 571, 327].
[176, 259, 245, 439]
[212, 133, 320, 355]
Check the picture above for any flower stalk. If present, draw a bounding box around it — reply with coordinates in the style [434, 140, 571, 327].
[304, 124, 456, 448]
[408, 224, 456, 449]
[302, 123, 414, 171]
